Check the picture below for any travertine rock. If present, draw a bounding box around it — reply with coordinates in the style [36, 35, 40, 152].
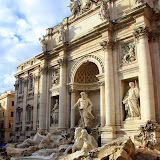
[6, 147, 26, 156]
[92, 137, 135, 159]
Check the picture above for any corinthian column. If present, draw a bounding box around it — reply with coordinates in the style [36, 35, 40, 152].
[13, 79, 19, 132]
[39, 62, 47, 130]
[134, 26, 155, 121]
[57, 58, 67, 129]
[22, 76, 28, 132]
[100, 41, 115, 126]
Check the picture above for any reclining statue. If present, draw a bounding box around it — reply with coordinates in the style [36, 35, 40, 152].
[17, 129, 46, 148]
[65, 127, 98, 154]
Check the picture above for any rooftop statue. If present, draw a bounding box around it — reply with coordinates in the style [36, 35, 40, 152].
[58, 23, 66, 42]
[80, 0, 92, 12]
[99, 1, 109, 21]
[72, 92, 94, 127]
[68, 0, 80, 17]
[39, 35, 47, 52]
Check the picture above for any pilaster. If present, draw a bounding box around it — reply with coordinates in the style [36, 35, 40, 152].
[96, 74, 105, 127]
[33, 73, 40, 131]
[70, 89, 76, 128]
[39, 61, 48, 130]
[149, 29, 160, 123]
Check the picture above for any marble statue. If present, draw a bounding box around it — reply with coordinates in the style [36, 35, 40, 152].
[99, 1, 109, 21]
[72, 127, 83, 152]
[80, 129, 98, 151]
[17, 129, 46, 148]
[39, 35, 47, 52]
[68, 0, 80, 17]
[134, 120, 157, 149]
[58, 24, 66, 42]
[72, 92, 94, 127]
[123, 81, 140, 118]
[80, 0, 92, 12]
[65, 127, 98, 154]
[51, 99, 59, 124]
[38, 132, 52, 149]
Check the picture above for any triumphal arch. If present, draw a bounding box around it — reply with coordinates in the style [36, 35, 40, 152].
[13, 0, 160, 145]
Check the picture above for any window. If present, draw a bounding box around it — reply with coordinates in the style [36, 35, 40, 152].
[19, 81, 23, 93]
[16, 107, 23, 123]
[0, 111, 1, 118]
[1, 121, 4, 128]
[11, 112, 14, 117]
[11, 101, 14, 106]
[26, 104, 33, 122]
[3, 112, 4, 117]
[29, 77, 33, 89]
[9, 122, 13, 129]
[9, 123, 11, 128]
[17, 112, 21, 123]
[0, 103, 1, 107]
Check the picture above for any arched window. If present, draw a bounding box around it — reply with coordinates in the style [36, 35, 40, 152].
[16, 107, 23, 123]
[26, 104, 33, 122]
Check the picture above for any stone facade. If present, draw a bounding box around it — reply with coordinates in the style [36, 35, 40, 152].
[0, 90, 15, 144]
[13, 0, 160, 145]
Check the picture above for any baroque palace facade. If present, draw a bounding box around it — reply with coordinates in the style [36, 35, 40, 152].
[13, 0, 160, 144]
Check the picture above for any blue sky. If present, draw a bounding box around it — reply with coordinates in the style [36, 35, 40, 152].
[0, 0, 71, 93]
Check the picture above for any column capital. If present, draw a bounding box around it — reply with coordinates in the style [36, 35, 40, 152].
[57, 58, 66, 67]
[39, 66, 48, 75]
[99, 40, 114, 50]
[133, 26, 149, 40]
[67, 84, 76, 93]
[23, 77, 28, 87]
[98, 81, 105, 86]
[149, 29, 160, 42]
[33, 74, 40, 81]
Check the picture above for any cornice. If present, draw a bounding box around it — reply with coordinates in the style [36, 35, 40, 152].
[14, 63, 41, 77]
[35, 52, 49, 60]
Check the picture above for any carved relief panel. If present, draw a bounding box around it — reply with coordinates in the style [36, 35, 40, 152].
[51, 69, 60, 87]
[120, 42, 137, 67]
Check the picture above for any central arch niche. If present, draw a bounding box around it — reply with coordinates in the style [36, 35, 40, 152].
[73, 62, 100, 128]
[74, 62, 99, 84]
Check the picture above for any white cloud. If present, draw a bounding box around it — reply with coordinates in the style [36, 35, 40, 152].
[0, 0, 71, 93]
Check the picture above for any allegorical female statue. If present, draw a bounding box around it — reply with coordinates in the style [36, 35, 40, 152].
[39, 35, 47, 52]
[68, 0, 80, 17]
[51, 99, 59, 124]
[123, 81, 140, 118]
